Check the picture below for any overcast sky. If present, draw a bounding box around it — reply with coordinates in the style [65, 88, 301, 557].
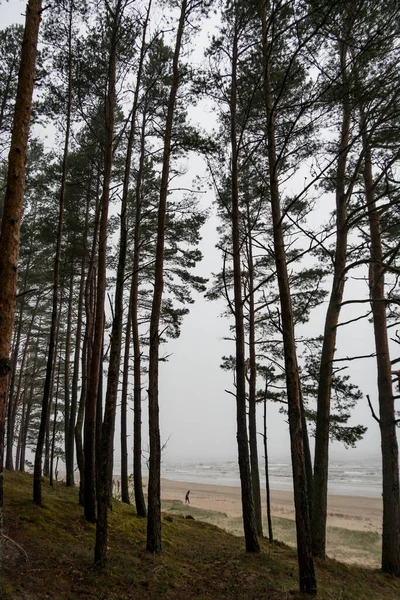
[1, 0, 396, 471]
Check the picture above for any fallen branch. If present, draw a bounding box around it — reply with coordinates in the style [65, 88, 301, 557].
[2, 533, 29, 561]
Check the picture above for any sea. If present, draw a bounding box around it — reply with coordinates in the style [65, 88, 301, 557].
[159, 456, 384, 498]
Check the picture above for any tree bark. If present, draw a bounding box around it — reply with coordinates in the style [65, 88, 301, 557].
[0, 9, 42, 570]
[146, 0, 187, 554]
[360, 107, 400, 576]
[258, 1, 316, 592]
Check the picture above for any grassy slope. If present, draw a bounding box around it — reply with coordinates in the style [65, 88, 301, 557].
[3, 471, 400, 600]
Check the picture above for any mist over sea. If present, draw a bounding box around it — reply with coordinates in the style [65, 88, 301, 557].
[158, 456, 384, 498]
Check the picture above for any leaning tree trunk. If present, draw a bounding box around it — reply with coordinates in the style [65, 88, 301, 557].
[361, 108, 400, 576]
[258, 2, 316, 592]
[0, 4, 42, 578]
[146, 0, 187, 554]
[312, 35, 352, 559]
[229, 18, 260, 553]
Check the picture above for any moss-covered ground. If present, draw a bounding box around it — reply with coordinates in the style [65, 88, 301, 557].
[3, 471, 400, 599]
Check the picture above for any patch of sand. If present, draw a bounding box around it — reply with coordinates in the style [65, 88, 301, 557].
[158, 478, 382, 534]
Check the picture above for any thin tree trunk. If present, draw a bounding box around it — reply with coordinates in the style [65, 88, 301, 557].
[15, 391, 26, 469]
[312, 36, 352, 558]
[258, 2, 316, 592]
[75, 170, 95, 501]
[0, 10, 42, 573]
[33, 1, 73, 503]
[7, 293, 40, 468]
[6, 196, 37, 469]
[50, 353, 62, 487]
[64, 268, 74, 485]
[83, 167, 102, 522]
[263, 381, 273, 542]
[20, 318, 42, 471]
[6, 292, 26, 470]
[69, 254, 86, 489]
[246, 207, 263, 537]
[95, 0, 151, 563]
[360, 108, 400, 576]
[93, 0, 121, 556]
[44, 289, 63, 479]
[146, 0, 187, 554]
[120, 308, 131, 505]
[229, 14, 260, 553]
[131, 108, 148, 518]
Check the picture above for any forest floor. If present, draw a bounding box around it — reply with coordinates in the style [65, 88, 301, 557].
[3, 471, 400, 600]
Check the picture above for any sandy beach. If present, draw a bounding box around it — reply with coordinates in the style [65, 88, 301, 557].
[159, 478, 382, 534]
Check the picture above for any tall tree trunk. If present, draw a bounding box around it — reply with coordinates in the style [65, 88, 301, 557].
[360, 108, 400, 576]
[146, 0, 188, 554]
[92, 0, 120, 553]
[312, 35, 352, 559]
[246, 208, 263, 537]
[68, 254, 86, 489]
[229, 15, 260, 553]
[33, 2, 73, 503]
[95, 0, 151, 563]
[75, 171, 95, 501]
[258, 2, 316, 592]
[44, 289, 63, 479]
[83, 167, 103, 522]
[0, 5, 42, 573]
[131, 108, 148, 519]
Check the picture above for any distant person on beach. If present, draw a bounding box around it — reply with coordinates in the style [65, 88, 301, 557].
[185, 490, 190, 504]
